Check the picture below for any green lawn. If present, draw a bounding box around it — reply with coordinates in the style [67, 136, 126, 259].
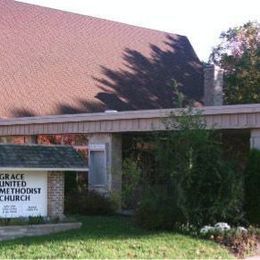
[0, 216, 233, 259]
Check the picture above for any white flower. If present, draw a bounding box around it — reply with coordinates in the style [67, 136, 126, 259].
[237, 226, 247, 233]
[214, 222, 231, 231]
[200, 225, 214, 234]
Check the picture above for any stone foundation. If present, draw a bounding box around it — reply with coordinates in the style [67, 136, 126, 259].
[0, 222, 81, 241]
[47, 172, 64, 218]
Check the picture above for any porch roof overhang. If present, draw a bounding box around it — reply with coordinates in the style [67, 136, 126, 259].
[0, 104, 259, 136]
[0, 144, 88, 171]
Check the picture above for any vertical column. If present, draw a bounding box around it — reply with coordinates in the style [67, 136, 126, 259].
[250, 129, 260, 150]
[88, 133, 122, 206]
[203, 64, 223, 106]
[47, 171, 65, 218]
[0, 137, 9, 143]
[24, 135, 37, 144]
[110, 134, 122, 197]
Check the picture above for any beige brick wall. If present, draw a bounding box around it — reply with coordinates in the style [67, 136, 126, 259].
[47, 172, 64, 218]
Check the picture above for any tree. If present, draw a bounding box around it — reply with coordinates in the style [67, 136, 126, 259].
[210, 21, 260, 104]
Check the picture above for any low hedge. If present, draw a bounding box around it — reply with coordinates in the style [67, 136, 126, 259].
[65, 190, 116, 215]
[244, 149, 260, 225]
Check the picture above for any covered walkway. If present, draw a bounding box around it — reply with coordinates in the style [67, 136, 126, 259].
[0, 104, 259, 197]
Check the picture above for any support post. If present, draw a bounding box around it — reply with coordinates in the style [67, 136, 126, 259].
[24, 135, 37, 144]
[250, 129, 260, 150]
[47, 171, 65, 219]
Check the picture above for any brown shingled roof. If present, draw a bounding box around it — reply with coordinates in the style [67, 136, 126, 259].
[0, 0, 204, 118]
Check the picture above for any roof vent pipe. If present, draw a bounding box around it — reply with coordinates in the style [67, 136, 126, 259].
[105, 110, 118, 113]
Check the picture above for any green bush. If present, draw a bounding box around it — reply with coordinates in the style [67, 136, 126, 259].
[135, 186, 183, 230]
[64, 171, 87, 195]
[0, 217, 45, 226]
[122, 158, 142, 209]
[28, 216, 45, 225]
[64, 171, 78, 194]
[135, 107, 244, 228]
[244, 149, 260, 225]
[201, 227, 258, 258]
[65, 190, 116, 215]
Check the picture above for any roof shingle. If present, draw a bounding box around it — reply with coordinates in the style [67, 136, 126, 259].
[0, 0, 204, 118]
[0, 144, 88, 170]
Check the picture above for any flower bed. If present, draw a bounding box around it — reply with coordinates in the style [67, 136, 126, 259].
[199, 223, 260, 258]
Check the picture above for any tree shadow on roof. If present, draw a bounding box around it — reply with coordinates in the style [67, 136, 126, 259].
[10, 108, 36, 118]
[91, 34, 204, 111]
[52, 34, 204, 115]
[8, 35, 204, 118]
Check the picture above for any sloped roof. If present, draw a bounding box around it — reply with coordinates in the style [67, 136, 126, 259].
[0, 0, 204, 118]
[0, 144, 88, 171]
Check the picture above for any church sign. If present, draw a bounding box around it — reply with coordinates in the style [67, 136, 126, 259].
[0, 171, 47, 218]
[0, 144, 88, 218]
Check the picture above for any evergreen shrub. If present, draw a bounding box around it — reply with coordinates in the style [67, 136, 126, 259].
[244, 149, 260, 225]
[135, 108, 244, 228]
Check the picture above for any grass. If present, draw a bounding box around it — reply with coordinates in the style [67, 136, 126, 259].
[0, 216, 234, 259]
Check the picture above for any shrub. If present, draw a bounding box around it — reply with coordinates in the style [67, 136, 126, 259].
[0, 218, 11, 226]
[28, 216, 45, 225]
[65, 190, 116, 215]
[0, 217, 46, 226]
[174, 223, 260, 257]
[135, 186, 183, 230]
[200, 226, 258, 258]
[64, 171, 78, 194]
[135, 107, 244, 228]
[64, 171, 87, 194]
[122, 158, 142, 209]
[244, 149, 260, 225]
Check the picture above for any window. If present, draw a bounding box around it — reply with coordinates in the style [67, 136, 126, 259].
[89, 150, 106, 186]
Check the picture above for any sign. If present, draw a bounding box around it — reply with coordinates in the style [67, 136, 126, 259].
[0, 171, 47, 218]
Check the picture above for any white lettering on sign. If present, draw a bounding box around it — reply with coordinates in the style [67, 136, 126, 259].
[0, 171, 47, 218]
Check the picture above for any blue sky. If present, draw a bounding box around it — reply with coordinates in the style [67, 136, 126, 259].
[18, 0, 259, 61]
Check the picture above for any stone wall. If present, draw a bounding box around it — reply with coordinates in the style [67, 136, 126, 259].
[0, 222, 81, 241]
[47, 172, 64, 218]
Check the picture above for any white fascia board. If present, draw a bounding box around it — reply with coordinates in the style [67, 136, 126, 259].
[0, 104, 260, 126]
